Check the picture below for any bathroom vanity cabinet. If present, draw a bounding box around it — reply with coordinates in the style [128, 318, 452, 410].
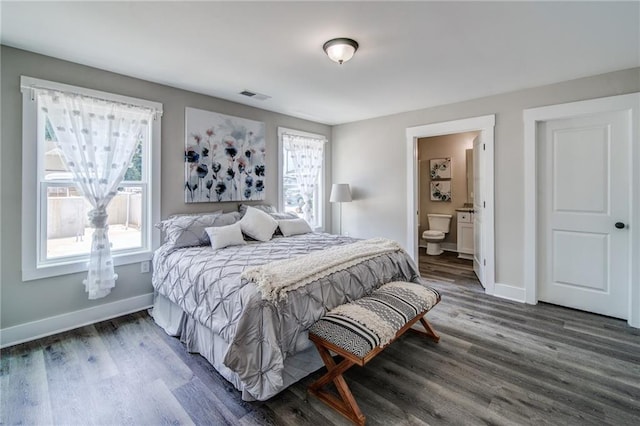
[457, 210, 474, 260]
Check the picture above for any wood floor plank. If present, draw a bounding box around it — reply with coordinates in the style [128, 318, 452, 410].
[144, 311, 257, 420]
[3, 342, 53, 425]
[120, 313, 194, 390]
[286, 374, 353, 426]
[265, 387, 335, 426]
[343, 354, 501, 425]
[133, 378, 195, 426]
[428, 306, 640, 395]
[62, 324, 119, 384]
[172, 377, 233, 425]
[562, 320, 640, 347]
[395, 335, 611, 425]
[41, 334, 96, 425]
[433, 302, 640, 373]
[237, 404, 281, 426]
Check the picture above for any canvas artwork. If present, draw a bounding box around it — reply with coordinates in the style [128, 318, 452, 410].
[429, 157, 451, 180]
[430, 181, 451, 202]
[185, 107, 266, 203]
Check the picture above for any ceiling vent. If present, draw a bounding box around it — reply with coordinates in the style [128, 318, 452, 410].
[239, 90, 271, 101]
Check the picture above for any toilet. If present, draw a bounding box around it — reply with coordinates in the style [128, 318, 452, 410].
[422, 214, 453, 256]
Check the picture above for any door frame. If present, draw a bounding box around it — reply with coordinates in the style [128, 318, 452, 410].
[406, 114, 496, 295]
[523, 93, 640, 328]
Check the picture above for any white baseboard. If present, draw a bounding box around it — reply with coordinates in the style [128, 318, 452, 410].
[493, 282, 526, 303]
[0, 293, 154, 349]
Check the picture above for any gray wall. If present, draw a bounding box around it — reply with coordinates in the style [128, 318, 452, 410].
[0, 46, 331, 329]
[331, 67, 640, 288]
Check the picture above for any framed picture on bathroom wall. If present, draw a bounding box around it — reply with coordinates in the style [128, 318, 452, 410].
[430, 181, 451, 202]
[429, 157, 451, 180]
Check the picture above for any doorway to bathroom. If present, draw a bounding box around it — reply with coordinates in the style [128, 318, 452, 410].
[417, 133, 477, 252]
[416, 132, 480, 287]
[406, 115, 496, 296]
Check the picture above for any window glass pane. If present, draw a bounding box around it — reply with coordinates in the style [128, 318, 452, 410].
[45, 185, 143, 259]
[43, 118, 72, 180]
[124, 141, 143, 182]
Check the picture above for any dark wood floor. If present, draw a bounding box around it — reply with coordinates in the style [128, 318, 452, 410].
[2, 253, 639, 425]
[419, 250, 481, 286]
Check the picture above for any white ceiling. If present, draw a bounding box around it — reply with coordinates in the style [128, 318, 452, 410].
[1, 1, 638, 125]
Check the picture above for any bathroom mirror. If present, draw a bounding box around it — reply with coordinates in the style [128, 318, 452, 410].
[466, 148, 473, 204]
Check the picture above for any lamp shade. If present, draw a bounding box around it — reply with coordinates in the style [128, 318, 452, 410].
[330, 183, 352, 203]
[323, 38, 359, 64]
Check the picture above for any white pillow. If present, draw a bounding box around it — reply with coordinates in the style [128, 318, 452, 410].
[205, 223, 246, 250]
[277, 218, 313, 237]
[239, 206, 278, 242]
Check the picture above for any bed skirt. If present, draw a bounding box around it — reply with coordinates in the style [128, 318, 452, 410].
[150, 293, 324, 401]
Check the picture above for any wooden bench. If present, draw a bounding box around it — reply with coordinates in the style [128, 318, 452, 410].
[308, 281, 441, 425]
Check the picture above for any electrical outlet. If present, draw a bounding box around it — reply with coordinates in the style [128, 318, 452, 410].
[140, 260, 150, 273]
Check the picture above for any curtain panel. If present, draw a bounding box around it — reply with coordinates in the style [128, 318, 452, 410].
[37, 89, 155, 299]
[282, 133, 325, 225]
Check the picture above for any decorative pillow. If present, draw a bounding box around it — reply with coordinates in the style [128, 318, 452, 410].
[212, 211, 242, 227]
[270, 212, 299, 220]
[239, 206, 278, 242]
[238, 203, 277, 218]
[205, 223, 246, 250]
[156, 210, 223, 231]
[168, 210, 223, 219]
[158, 213, 222, 247]
[277, 218, 313, 237]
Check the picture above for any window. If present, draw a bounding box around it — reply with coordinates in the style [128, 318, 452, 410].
[278, 128, 327, 230]
[21, 76, 162, 280]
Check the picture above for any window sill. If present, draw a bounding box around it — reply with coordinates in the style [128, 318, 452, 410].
[22, 249, 153, 282]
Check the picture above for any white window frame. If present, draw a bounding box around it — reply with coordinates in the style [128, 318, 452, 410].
[20, 76, 163, 281]
[277, 127, 327, 231]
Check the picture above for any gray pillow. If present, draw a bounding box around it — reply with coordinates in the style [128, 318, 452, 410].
[158, 213, 222, 248]
[271, 212, 299, 220]
[168, 209, 223, 219]
[238, 203, 277, 218]
[212, 211, 242, 227]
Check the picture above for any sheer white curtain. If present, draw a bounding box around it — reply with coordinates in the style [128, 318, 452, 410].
[283, 134, 325, 224]
[37, 89, 155, 299]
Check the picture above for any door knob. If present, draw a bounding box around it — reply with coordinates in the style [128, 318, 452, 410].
[615, 222, 626, 229]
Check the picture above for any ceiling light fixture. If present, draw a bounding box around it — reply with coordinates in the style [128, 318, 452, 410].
[323, 38, 359, 65]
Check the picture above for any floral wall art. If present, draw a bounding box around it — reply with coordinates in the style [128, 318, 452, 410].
[185, 107, 266, 203]
[430, 181, 452, 202]
[429, 157, 452, 202]
[429, 157, 451, 180]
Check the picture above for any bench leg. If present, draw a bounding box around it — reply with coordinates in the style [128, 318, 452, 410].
[408, 316, 441, 343]
[420, 317, 441, 343]
[308, 342, 366, 425]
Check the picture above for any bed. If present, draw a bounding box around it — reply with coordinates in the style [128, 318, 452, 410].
[151, 213, 422, 401]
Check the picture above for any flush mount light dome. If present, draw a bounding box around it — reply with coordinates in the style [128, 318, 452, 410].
[323, 38, 359, 65]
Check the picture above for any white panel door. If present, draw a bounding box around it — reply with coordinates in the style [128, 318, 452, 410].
[472, 135, 485, 287]
[538, 111, 631, 319]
